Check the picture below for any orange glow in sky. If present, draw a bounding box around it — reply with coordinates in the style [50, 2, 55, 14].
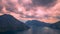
[0, 0, 60, 24]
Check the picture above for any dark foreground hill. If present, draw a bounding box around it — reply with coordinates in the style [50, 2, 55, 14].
[0, 14, 29, 34]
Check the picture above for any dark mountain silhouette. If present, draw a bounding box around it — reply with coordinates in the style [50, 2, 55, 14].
[50, 21, 60, 30]
[26, 20, 60, 34]
[26, 20, 60, 30]
[26, 20, 51, 27]
[0, 14, 30, 32]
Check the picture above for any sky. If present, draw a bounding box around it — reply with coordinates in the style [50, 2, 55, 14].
[0, 0, 60, 23]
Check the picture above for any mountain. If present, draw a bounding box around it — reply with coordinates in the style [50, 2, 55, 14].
[26, 20, 60, 30]
[0, 14, 30, 32]
[51, 21, 60, 30]
[26, 20, 51, 27]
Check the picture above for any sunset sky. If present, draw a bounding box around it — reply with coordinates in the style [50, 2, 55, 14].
[0, 0, 60, 24]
